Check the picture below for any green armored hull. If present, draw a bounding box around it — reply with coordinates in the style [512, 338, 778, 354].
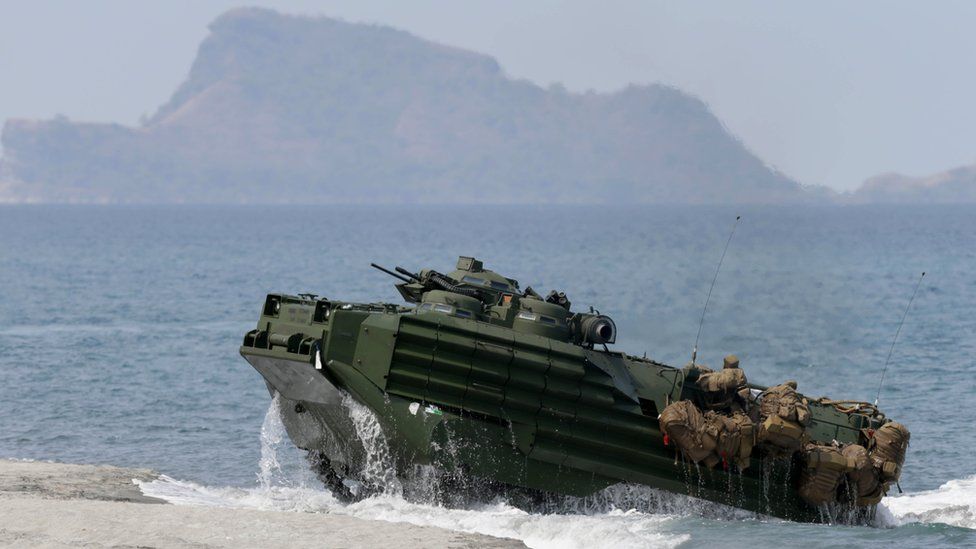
[240, 257, 906, 523]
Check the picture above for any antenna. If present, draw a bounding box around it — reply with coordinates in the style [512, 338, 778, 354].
[691, 215, 740, 366]
[875, 271, 925, 406]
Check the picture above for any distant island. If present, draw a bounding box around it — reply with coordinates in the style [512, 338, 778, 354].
[0, 8, 970, 204]
[849, 164, 976, 203]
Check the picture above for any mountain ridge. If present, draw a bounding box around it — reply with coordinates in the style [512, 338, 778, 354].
[1, 8, 827, 204]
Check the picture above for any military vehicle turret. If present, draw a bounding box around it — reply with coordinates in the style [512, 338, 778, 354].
[240, 256, 909, 523]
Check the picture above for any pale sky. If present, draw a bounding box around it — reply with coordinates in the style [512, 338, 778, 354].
[2, 0, 975, 191]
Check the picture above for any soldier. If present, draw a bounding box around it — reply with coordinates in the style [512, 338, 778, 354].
[721, 354, 754, 415]
[695, 354, 748, 412]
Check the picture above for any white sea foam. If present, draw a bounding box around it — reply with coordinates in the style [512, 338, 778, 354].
[137, 475, 688, 549]
[138, 396, 972, 549]
[138, 396, 689, 548]
[878, 474, 976, 529]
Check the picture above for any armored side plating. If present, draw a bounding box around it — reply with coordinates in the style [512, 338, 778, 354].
[240, 256, 909, 522]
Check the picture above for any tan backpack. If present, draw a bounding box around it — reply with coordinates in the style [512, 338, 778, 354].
[842, 444, 884, 506]
[759, 381, 811, 425]
[755, 381, 811, 456]
[659, 400, 715, 463]
[797, 443, 854, 506]
[869, 421, 911, 483]
[712, 411, 756, 471]
[757, 414, 808, 456]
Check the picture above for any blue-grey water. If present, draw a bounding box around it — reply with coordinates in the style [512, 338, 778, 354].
[1, 204, 974, 548]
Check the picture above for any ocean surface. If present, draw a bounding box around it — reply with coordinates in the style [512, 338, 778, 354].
[1, 204, 974, 548]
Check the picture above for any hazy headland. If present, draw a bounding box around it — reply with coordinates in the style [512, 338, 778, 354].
[3, 8, 969, 205]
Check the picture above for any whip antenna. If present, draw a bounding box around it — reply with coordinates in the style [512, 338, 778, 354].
[691, 215, 740, 366]
[875, 271, 925, 406]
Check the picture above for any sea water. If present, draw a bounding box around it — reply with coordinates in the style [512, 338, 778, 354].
[1, 204, 974, 547]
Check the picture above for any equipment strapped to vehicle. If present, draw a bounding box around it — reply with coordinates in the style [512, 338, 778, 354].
[756, 381, 811, 456]
[797, 443, 855, 507]
[759, 381, 811, 425]
[659, 400, 714, 463]
[757, 414, 808, 455]
[709, 411, 756, 470]
[842, 444, 884, 506]
[660, 401, 756, 471]
[868, 421, 910, 483]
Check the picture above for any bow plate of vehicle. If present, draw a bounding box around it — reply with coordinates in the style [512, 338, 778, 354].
[240, 256, 909, 523]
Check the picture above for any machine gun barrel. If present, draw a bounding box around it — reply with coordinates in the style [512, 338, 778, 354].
[395, 266, 422, 281]
[370, 263, 413, 284]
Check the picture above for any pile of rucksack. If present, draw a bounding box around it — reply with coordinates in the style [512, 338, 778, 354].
[658, 355, 910, 508]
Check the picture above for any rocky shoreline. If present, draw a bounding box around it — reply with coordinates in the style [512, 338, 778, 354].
[0, 460, 523, 548]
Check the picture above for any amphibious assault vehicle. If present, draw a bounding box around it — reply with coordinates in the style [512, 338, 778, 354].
[240, 257, 909, 522]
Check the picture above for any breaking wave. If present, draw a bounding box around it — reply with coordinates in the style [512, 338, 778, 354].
[138, 396, 973, 549]
[878, 475, 976, 530]
[139, 395, 692, 548]
[138, 475, 688, 549]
